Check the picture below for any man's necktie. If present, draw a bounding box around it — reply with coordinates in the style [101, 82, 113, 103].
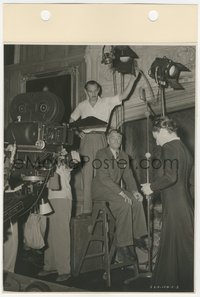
[115, 151, 119, 161]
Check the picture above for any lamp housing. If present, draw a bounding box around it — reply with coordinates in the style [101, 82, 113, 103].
[112, 46, 139, 75]
[148, 56, 190, 90]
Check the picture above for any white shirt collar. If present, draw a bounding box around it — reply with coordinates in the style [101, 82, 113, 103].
[87, 96, 101, 107]
[110, 147, 119, 159]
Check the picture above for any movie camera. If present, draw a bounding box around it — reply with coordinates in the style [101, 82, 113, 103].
[5, 91, 76, 191]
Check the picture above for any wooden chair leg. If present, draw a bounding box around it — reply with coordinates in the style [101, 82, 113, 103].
[75, 208, 99, 276]
[75, 202, 115, 287]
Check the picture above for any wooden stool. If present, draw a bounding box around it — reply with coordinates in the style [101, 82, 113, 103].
[75, 201, 134, 287]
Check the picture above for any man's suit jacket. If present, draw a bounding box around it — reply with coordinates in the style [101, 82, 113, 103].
[91, 147, 138, 201]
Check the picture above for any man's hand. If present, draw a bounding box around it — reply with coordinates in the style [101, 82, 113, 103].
[78, 131, 86, 139]
[5, 143, 16, 165]
[132, 191, 143, 202]
[141, 183, 153, 196]
[60, 148, 68, 156]
[71, 151, 81, 163]
[57, 148, 67, 166]
[57, 148, 81, 170]
[74, 130, 85, 139]
[119, 191, 132, 205]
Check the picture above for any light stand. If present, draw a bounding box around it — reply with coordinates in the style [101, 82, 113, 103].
[124, 110, 152, 285]
[124, 57, 190, 287]
[144, 109, 152, 275]
[101, 45, 139, 131]
[160, 85, 166, 117]
[148, 56, 190, 117]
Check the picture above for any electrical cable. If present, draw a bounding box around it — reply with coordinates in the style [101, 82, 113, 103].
[138, 69, 156, 104]
[120, 73, 125, 133]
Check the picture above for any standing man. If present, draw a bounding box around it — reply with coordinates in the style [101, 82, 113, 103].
[4, 143, 19, 273]
[70, 75, 138, 217]
[38, 150, 80, 282]
[91, 129, 147, 261]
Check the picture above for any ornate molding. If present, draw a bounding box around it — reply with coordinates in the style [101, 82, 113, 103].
[19, 66, 80, 109]
[84, 45, 102, 81]
[111, 81, 195, 127]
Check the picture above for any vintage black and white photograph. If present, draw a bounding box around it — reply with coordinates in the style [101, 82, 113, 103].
[3, 44, 195, 292]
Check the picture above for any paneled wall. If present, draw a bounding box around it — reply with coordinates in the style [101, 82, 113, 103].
[124, 107, 195, 187]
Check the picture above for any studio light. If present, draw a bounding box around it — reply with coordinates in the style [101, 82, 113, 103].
[101, 45, 139, 75]
[114, 46, 138, 61]
[112, 46, 139, 75]
[148, 56, 190, 90]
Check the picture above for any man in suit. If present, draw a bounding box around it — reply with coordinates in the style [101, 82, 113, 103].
[91, 129, 147, 262]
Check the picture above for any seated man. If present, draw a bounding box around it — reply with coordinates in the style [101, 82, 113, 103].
[91, 129, 147, 263]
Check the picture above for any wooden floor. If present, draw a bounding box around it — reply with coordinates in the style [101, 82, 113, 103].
[5, 248, 192, 292]
[10, 249, 152, 292]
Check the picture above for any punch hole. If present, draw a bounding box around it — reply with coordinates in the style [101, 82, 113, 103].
[148, 10, 159, 22]
[40, 10, 51, 21]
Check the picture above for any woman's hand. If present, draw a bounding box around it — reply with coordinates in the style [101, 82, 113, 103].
[141, 183, 153, 196]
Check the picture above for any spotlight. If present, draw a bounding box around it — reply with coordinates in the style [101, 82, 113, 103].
[114, 46, 138, 60]
[112, 46, 139, 75]
[101, 45, 139, 75]
[148, 56, 190, 90]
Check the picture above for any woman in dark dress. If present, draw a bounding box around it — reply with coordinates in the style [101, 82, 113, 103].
[141, 117, 194, 292]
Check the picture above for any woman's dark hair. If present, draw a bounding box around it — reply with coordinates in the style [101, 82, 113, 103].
[84, 80, 102, 97]
[152, 116, 178, 133]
